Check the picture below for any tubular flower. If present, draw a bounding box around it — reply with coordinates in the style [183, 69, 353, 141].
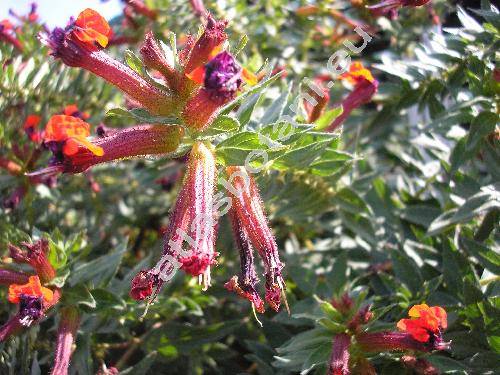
[224, 207, 265, 313]
[44, 9, 177, 116]
[356, 304, 450, 353]
[131, 142, 218, 299]
[43, 115, 104, 159]
[7, 276, 55, 327]
[189, 0, 207, 17]
[24, 114, 42, 142]
[183, 14, 228, 75]
[368, 0, 431, 16]
[0, 18, 23, 51]
[0, 269, 30, 285]
[182, 51, 247, 130]
[225, 166, 287, 312]
[124, 0, 158, 20]
[328, 333, 351, 375]
[304, 80, 330, 123]
[8, 239, 56, 283]
[32, 124, 183, 177]
[397, 304, 448, 344]
[140, 31, 182, 92]
[51, 306, 80, 375]
[327, 62, 378, 132]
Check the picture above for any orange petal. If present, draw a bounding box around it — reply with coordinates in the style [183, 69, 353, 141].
[186, 65, 206, 84]
[408, 304, 430, 318]
[340, 62, 375, 85]
[8, 276, 53, 305]
[68, 137, 104, 157]
[430, 306, 447, 329]
[74, 8, 111, 48]
[242, 68, 258, 86]
[44, 115, 90, 142]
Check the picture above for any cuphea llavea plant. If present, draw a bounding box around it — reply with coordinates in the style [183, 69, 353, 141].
[31, 8, 305, 314]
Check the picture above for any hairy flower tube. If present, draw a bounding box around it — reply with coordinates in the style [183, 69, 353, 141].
[8, 239, 56, 283]
[130, 142, 217, 299]
[51, 306, 80, 375]
[328, 333, 351, 375]
[123, 0, 158, 20]
[224, 207, 265, 313]
[368, 0, 431, 16]
[0, 269, 30, 285]
[225, 166, 287, 312]
[304, 80, 330, 123]
[140, 31, 183, 93]
[326, 62, 378, 132]
[32, 121, 182, 177]
[356, 304, 450, 353]
[44, 9, 178, 116]
[183, 15, 228, 75]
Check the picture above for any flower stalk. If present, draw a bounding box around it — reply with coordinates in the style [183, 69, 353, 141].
[51, 306, 80, 375]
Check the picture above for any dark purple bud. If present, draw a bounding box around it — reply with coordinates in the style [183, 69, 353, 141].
[204, 52, 242, 101]
[18, 294, 44, 326]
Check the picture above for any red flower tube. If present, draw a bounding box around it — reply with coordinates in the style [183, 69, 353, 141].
[9, 239, 56, 283]
[140, 32, 182, 92]
[224, 206, 265, 313]
[44, 9, 177, 116]
[327, 62, 378, 132]
[124, 0, 158, 20]
[0, 20, 23, 52]
[130, 142, 217, 299]
[328, 333, 351, 375]
[51, 306, 80, 375]
[225, 166, 287, 312]
[183, 15, 228, 75]
[0, 269, 30, 285]
[31, 121, 183, 177]
[368, 0, 431, 16]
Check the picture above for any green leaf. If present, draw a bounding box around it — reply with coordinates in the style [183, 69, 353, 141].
[466, 111, 498, 151]
[124, 50, 146, 76]
[68, 240, 127, 287]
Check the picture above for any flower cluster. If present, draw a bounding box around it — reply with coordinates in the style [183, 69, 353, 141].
[39, 9, 285, 315]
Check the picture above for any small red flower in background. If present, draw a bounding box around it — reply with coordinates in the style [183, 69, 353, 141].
[63, 104, 90, 120]
[72, 8, 112, 50]
[44, 115, 104, 157]
[339, 62, 376, 86]
[0, 19, 13, 31]
[23, 114, 42, 142]
[327, 62, 378, 132]
[397, 304, 447, 343]
[8, 275, 54, 305]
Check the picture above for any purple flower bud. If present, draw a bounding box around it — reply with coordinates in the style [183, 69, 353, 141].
[18, 294, 44, 327]
[204, 52, 242, 101]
